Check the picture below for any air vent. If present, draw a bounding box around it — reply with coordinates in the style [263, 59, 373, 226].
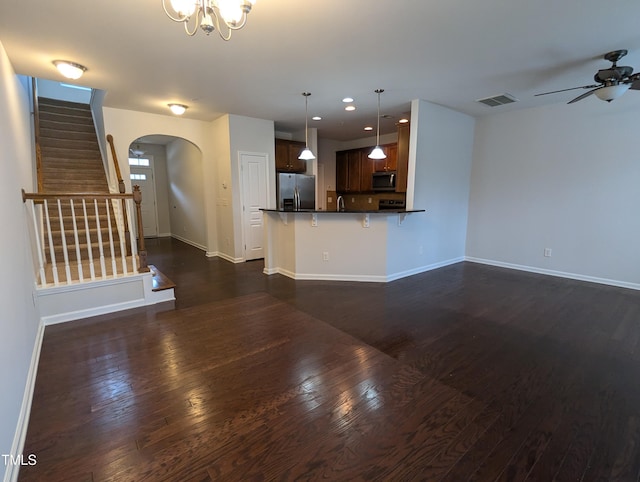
[476, 93, 519, 107]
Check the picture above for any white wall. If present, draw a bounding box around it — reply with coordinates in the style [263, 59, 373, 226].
[227, 114, 275, 260]
[402, 99, 474, 267]
[166, 138, 206, 249]
[0, 42, 42, 482]
[36, 78, 91, 104]
[466, 99, 640, 288]
[102, 108, 218, 254]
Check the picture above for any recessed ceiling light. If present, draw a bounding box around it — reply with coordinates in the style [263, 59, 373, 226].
[364, 126, 373, 131]
[345, 105, 356, 111]
[342, 97, 354, 103]
[53, 60, 87, 80]
[168, 103, 188, 115]
[312, 116, 322, 121]
[398, 118, 409, 123]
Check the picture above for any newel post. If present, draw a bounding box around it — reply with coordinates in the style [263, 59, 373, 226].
[133, 185, 149, 272]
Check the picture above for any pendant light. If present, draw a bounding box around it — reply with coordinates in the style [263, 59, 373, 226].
[298, 92, 316, 160]
[368, 89, 387, 160]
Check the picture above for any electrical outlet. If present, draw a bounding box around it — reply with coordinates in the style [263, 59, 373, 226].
[544, 248, 552, 257]
[322, 251, 329, 261]
[368, 197, 372, 204]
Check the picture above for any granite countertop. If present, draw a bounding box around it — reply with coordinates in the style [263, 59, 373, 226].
[261, 208, 425, 214]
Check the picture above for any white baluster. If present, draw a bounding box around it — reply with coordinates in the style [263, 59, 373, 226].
[82, 199, 96, 281]
[57, 199, 72, 284]
[116, 199, 128, 275]
[105, 199, 117, 277]
[126, 199, 138, 273]
[94, 199, 106, 279]
[69, 199, 83, 282]
[28, 200, 47, 287]
[43, 199, 59, 286]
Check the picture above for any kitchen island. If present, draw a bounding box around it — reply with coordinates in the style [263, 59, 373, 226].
[261, 208, 431, 282]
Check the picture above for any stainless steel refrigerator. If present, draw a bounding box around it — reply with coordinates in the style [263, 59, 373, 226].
[277, 173, 316, 210]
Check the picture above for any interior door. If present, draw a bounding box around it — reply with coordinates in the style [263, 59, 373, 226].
[130, 166, 158, 237]
[240, 153, 268, 261]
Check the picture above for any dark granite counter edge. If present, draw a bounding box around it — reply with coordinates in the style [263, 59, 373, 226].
[261, 209, 425, 214]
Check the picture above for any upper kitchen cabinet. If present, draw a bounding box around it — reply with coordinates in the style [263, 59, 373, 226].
[336, 149, 363, 193]
[374, 143, 398, 172]
[275, 138, 307, 172]
[395, 123, 410, 193]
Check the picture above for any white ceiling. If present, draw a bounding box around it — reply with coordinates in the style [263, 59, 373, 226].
[2, 0, 640, 141]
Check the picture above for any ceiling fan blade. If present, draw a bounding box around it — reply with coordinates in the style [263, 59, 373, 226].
[567, 87, 601, 104]
[534, 84, 600, 97]
[629, 78, 640, 90]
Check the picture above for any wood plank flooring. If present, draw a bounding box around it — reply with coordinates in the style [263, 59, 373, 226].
[19, 237, 640, 481]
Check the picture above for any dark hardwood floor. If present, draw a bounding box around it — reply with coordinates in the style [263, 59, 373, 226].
[19, 237, 640, 481]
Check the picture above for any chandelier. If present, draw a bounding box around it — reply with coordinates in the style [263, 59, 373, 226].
[162, 0, 256, 41]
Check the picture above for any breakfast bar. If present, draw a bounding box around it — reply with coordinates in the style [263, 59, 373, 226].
[261, 208, 426, 282]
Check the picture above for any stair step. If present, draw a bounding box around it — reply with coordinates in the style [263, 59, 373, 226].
[39, 146, 103, 160]
[40, 127, 97, 142]
[39, 119, 95, 134]
[149, 265, 176, 292]
[39, 111, 94, 126]
[40, 136, 100, 151]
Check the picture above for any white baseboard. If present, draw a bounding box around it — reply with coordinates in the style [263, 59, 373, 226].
[465, 257, 640, 291]
[207, 251, 244, 263]
[170, 234, 207, 252]
[4, 320, 44, 482]
[263, 257, 465, 283]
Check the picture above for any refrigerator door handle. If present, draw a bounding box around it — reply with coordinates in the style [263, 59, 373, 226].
[294, 187, 300, 211]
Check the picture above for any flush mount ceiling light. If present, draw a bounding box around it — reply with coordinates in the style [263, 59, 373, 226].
[298, 92, 315, 161]
[368, 89, 387, 160]
[53, 60, 87, 80]
[168, 103, 188, 115]
[398, 118, 409, 124]
[312, 116, 322, 121]
[345, 105, 356, 111]
[162, 0, 256, 41]
[364, 126, 373, 131]
[342, 97, 354, 103]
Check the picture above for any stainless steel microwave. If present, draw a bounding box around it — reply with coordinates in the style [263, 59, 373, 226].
[372, 171, 396, 191]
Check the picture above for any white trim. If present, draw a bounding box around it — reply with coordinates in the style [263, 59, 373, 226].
[465, 257, 640, 291]
[170, 234, 207, 252]
[4, 320, 44, 482]
[206, 250, 244, 263]
[262, 257, 464, 283]
[237, 151, 270, 261]
[36, 273, 147, 295]
[41, 298, 147, 325]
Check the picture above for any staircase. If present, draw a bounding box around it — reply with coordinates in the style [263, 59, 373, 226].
[36, 97, 127, 282]
[38, 97, 109, 193]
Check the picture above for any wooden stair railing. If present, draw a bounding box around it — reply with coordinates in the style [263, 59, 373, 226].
[106, 134, 131, 253]
[22, 187, 148, 288]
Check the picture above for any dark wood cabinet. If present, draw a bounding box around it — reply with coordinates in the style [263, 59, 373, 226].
[374, 143, 398, 172]
[275, 138, 307, 172]
[336, 149, 364, 192]
[395, 123, 410, 192]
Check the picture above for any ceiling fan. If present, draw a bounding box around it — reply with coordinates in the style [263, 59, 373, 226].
[535, 49, 640, 104]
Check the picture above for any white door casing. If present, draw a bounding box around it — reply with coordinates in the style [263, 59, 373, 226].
[240, 152, 268, 261]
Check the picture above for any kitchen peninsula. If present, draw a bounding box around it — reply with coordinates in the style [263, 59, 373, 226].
[261, 207, 426, 282]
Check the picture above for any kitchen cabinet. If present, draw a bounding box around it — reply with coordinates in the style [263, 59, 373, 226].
[374, 143, 398, 172]
[336, 149, 363, 192]
[275, 138, 307, 172]
[395, 123, 409, 192]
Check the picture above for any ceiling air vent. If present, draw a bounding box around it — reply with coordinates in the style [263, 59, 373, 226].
[476, 93, 518, 107]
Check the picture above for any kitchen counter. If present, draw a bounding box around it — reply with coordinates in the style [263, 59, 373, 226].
[261, 208, 425, 214]
[261, 208, 429, 283]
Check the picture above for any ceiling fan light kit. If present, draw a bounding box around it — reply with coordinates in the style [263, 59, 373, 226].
[536, 49, 640, 104]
